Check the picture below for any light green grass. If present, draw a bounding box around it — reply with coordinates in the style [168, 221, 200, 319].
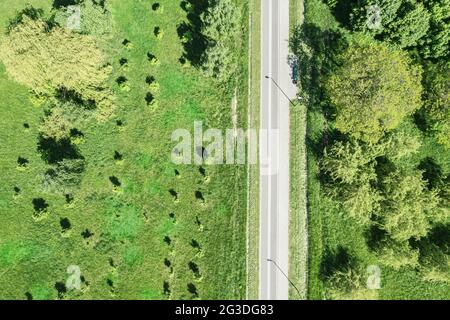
[289, 0, 308, 300]
[0, 0, 249, 299]
[289, 103, 308, 300]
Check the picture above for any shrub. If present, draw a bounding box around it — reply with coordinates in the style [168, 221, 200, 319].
[42, 158, 85, 193]
[40, 108, 72, 141]
[374, 237, 419, 269]
[53, 0, 112, 36]
[200, 0, 242, 81]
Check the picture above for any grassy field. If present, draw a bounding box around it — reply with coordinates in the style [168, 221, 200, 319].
[0, 0, 249, 299]
[303, 0, 450, 300]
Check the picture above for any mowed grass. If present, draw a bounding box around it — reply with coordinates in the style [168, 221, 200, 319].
[245, 0, 260, 300]
[0, 0, 248, 299]
[303, 0, 450, 300]
[289, 0, 308, 300]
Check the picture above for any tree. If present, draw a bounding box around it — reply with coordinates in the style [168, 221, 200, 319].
[350, 0, 403, 33]
[379, 121, 422, 161]
[419, 0, 450, 59]
[322, 141, 375, 184]
[419, 239, 450, 283]
[340, 180, 383, 225]
[200, 0, 241, 81]
[378, 169, 440, 241]
[435, 180, 450, 224]
[327, 267, 365, 296]
[422, 61, 450, 148]
[56, 99, 95, 126]
[350, 0, 430, 48]
[374, 237, 419, 269]
[350, 0, 449, 57]
[418, 225, 450, 283]
[6, 5, 45, 33]
[0, 16, 114, 120]
[325, 37, 423, 143]
[384, 1, 430, 48]
[322, 141, 382, 224]
[320, 246, 374, 299]
[40, 108, 72, 141]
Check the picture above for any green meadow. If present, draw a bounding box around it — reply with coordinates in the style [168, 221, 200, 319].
[0, 0, 249, 299]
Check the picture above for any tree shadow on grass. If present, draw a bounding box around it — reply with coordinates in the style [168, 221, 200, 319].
[187, 282, 198, 298]
[294, 23, 347, 100]
[37, 136, 83, 164]
[56, 87, 96, 110]
[177, 0, 210, 66]
[427, 224, 450, 252]
[52, 0, 81, 9]
[364, 225, 388, 251]
[319, 245, 358, 281]
[32, 198, 49, 212]
[306, 127, 348, 161]
[109, 176, 121, 187]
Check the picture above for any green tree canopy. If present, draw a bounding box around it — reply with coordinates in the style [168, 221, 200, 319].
[42, 158, 85, 193]
[54, 0, 112, 37]
[350, 0, 448, 57]
[385, 0, 430, 48]
[419, 0, 450, 59]
[325, 37, 423, 143]
[378, 169, 440, 242]
[322, 140, 382, 224]
[378, 121, 422, 161]
[350, 0, 403, 33]
[418, 225, 450, 283]
[322, 140, 375, 184]
[374, 236, 419, 269]
[422, 61, 450, 148]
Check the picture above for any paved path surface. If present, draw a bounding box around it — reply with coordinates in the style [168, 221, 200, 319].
[260, 0, 297, 300]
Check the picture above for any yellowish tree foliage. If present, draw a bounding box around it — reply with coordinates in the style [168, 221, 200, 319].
[40, 108, 71, 141]
[0, 16, 114, 120]
[375, 237, 420, 270]
[380, 169, 440, 242]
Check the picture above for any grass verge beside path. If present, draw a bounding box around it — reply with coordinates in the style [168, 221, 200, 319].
[289, 0, 308, 300]
[246, 0, 261, 300]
